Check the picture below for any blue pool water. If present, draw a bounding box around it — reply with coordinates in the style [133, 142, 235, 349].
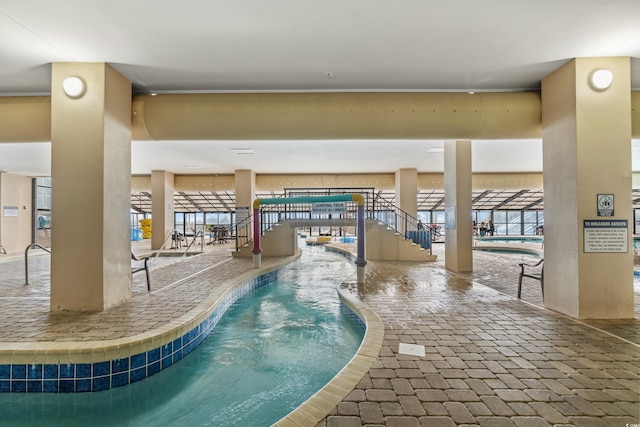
[0, 245, 364, 427]
[477, 236, 544, 244]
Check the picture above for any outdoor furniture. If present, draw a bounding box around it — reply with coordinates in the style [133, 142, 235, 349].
[131, 252, 151, 291]
[518, 258, 544, 299]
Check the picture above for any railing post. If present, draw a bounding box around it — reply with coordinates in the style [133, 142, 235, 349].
[24, 243, 51, 285]
[252, 203, 262, 268]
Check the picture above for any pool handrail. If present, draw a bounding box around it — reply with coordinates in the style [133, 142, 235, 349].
[24, 243, 51, 285]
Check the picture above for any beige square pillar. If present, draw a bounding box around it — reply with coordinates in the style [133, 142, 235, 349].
[542, 57, 633, 319]
[50, 63, 131, 312]
[444, 140, 473, 272]
[235, 169, 256, 208]
[235, 169, 256, 241]
[151, 170, 175, 250]
[395, 168, 418, 232]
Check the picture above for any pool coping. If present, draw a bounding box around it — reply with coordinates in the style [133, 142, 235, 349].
[273, 245, 385, 427]
[0, 253, 301, 392]
[1, 245, 384, 422]
[273, 281, 384, 427]
[472, 245, 544, 257]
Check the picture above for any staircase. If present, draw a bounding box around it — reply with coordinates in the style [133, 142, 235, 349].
[232, 192, 438, 262]
[233, 219, 437, 262]
[365, 220, 437, 262]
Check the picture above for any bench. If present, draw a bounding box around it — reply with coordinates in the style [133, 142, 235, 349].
[518, 258, 543, 299]
[131, 252, 152, 291]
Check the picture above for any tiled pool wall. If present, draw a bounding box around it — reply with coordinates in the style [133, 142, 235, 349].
[340, 304, 366, 330]
[325, 245, 357, 262]
[325, 245, 366, 330]
[0, 256, 367, 394]
[0, 268, 281, 393]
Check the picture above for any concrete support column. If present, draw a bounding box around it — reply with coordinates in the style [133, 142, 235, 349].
[444, 140, 473, 273]
[235, 169, 256, 243]
[395, 168, 418, 232]
[151, 170, 175, 250]
[542, 57, 633, 319]
[50, 63, 131, 312]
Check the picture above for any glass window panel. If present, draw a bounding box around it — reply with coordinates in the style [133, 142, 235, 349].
[476, 211, 491, 223]
[493, 211, 506, 222]
[432, 211, 445, 224]
[507, 223, 520, 235]
[507, 211, 521, 222]
[523, 223, 536, 235]
[175, 213, 184, 234]
[523, 211, 538, 223]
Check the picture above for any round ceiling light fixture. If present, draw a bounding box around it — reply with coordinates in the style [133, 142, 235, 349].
[589, 69, 613, 91]
[62, 76, 86, 98]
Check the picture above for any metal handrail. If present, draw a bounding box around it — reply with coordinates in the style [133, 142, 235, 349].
[182, 230, 204, 255]
[233, 193, 432, 254]
[372, 194, 432, 254]
[24, 243, 51, 285]
[152, 228, 182, 257]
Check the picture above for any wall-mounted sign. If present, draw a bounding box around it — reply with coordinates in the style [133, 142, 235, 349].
[2, 206, 18, 217]
[583, 219, 627, 253]
[445, 206, 456, 230]
[597, 194, 614, 216]
[312, 202, 346, 214]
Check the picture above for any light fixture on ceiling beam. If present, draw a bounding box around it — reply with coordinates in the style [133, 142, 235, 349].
[62, 76, 86, 98]
[589, 69, 613, 91]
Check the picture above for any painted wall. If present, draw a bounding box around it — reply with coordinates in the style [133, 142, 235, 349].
[0, 173, 32, 253]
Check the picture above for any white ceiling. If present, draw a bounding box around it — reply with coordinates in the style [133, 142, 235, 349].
[1, 0, 639, 177]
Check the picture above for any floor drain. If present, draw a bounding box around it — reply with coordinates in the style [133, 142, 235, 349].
[398, 343, 425, 357]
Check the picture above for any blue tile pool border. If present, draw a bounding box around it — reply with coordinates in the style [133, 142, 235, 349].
[0, 268, 280, 393]
[0, 254, 366, 394]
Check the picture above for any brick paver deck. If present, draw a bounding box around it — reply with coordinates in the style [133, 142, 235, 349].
[0, 239, 638, 426]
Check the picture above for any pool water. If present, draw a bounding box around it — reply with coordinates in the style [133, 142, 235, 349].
[477, 236, 543, 244]
[0, 245, 364, 427]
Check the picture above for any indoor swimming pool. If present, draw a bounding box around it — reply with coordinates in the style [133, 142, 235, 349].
[0, 245, 365, 427]
[475, 235, 544, 244]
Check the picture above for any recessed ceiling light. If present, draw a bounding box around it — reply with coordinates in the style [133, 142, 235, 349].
[184, 165, 202, 170]
[231, 148, 255, 154]
[427, 147, 444, 153]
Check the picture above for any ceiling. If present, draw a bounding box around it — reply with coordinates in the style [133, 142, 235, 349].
[1, 1, 639, 184]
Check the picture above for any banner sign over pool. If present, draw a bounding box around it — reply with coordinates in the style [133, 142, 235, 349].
[312, 202, 346, 214]
[583, 219, 628, 253]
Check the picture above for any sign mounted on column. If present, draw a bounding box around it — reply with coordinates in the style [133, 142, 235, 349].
[596, 194, 614, 216]
[583, 219, 628, 253]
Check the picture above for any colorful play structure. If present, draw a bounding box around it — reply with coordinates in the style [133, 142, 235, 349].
[252, 194, 368, 283]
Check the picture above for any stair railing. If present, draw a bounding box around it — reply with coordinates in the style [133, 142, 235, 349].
[233, 192, 430, 254]
[371, 194, 432, 254]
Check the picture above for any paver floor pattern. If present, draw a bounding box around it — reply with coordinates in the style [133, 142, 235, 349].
[318, 244, 639, 427]
[0, 239, 638, 426]
[0, 243, 286, 341]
